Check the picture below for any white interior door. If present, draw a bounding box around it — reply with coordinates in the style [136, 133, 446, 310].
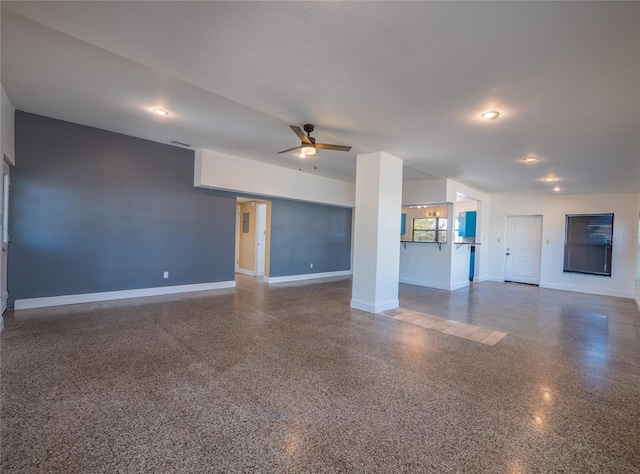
[255, 203, 266, 277]
[505, 215, 542, 285]
[1, 161, 10, 315]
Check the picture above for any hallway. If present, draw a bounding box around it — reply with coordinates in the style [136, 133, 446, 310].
[2, 276, 639, 472]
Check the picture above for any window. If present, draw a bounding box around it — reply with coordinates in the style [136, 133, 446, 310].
[413, 217, 447, 243]
[564, 214, 613, 276]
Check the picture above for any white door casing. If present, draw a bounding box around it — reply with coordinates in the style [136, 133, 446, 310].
[505, 215, 542, 285]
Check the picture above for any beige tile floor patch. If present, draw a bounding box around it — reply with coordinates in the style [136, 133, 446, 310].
[381, 308, 508, 346]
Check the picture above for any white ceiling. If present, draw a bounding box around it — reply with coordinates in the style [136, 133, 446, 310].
[2, 1, 638, 194]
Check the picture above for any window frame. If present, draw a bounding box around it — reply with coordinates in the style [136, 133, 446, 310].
[563, 213, 613, 277]
[412, 217, 448, 243]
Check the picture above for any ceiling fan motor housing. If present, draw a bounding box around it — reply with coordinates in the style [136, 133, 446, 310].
[277, 124, 351, 154]
[303, 124, 316, 144]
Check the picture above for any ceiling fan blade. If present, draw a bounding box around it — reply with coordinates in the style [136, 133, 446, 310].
[277, 146, 302, 154]
[316, 143, 352, 152]
[290, 125, 312, 144]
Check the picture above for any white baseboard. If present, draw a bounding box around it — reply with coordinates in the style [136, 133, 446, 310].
[539, 282, 634, 299]
[350, 298, 399, 314]
[484, 276, 506, 283]
[14, 281, 236, 310]
[264, 270, 352, 284]
[399, 277, 449, 290]
[399, 277, 468, 291]
[450, 280, 470, 291]
[236, 268, 255, 277]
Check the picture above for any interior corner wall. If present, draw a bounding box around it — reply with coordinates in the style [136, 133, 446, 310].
[445, 202, 468, 290]
[455, 201, 478, 213]
[454, 201, 486, 281]
[10, 112, 236, 307]
[269, 198, 352, 277]
[488, 193, 638, 299]
[446, 180, 491, 283]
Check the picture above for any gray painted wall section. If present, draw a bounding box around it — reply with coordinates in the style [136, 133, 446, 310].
[269, 198, 352, 277]
[10, 112, 236, 306]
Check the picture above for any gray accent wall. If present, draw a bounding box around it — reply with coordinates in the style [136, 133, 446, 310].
[10, 112, 236, 306]
[269, 198, 352, 277]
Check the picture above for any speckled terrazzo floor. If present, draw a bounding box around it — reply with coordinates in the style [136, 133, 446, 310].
[2, 276, 640, 473]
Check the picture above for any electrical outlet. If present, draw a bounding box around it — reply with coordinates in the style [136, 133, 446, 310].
[309, 263, 313, 268]
[163, 271, 169, 279]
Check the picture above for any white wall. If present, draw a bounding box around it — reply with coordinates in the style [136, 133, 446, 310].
[488, 193, 639, 299]
[399, 242, 452, 290]
[450, 243, 472, 290]
[195, 148, 355, 208]
[402, 179, 446, 205]
[1, 84, 15, 165]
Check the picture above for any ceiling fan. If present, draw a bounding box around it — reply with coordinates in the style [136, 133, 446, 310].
[277, 124, 352, 157]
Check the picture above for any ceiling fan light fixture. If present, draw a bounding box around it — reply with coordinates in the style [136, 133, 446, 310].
[278, 125, 351, 156]
[481, 110, 500, 119]
[300, 145, 316, 156]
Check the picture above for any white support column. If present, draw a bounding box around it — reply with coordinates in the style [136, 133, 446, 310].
[350, 151, 403, 313]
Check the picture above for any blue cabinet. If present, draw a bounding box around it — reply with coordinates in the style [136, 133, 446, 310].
[401, 213, 406, 235]
[458, 211, 476, 238]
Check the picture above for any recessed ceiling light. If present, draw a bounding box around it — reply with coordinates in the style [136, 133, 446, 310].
[553, 187, 560, 192]
[152, 108, 169, 116]
[523, 156, 537, 163]
[543, 177, 557, 182]
[481, 111, 500, 119]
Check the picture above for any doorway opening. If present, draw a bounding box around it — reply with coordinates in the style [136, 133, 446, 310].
[235, 198, 271, 280]
[454, 195, 479, 282]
